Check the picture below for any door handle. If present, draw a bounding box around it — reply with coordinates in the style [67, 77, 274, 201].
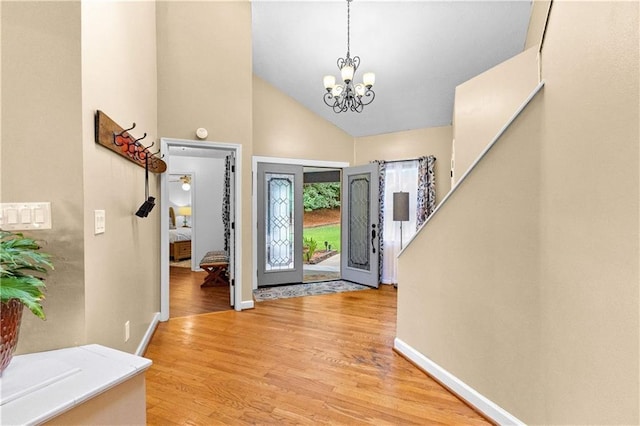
[371, 227, 376, 254]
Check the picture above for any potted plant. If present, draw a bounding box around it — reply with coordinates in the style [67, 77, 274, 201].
[0, 230, 53, 375]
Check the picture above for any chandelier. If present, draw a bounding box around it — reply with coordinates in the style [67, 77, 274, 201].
[322, 0, 375, 113]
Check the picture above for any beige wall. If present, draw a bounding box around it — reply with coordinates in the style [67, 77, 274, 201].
[397, 1, 639, 423]
[354, 126, 452, 205]
[452, 46, 539, 184]
[81, 1, 159, 352]
[2, 1, 86, 353]
[524, 0, 551, 51]
[537, 1, 638, 421]
[2, 1, 160, 355]
[399, 97, 544, 420]
[46, 374, 147, 425]
[156, 1, 254, 303]
[0, 1, 3, 204]
[253, 75, 353, 163]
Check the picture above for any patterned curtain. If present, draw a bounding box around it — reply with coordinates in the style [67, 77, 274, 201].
[416, 156, 436, 229]
[222, 155, 231, 254]
[370, 160, 386, 281]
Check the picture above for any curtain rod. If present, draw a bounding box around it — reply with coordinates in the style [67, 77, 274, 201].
[381, 156, 436, 164]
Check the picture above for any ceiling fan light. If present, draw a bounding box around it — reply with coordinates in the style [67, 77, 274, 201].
[323, 75, 336, 91]
[179, 175, 191, 191]
[363, 72, 375, 88]
[341, 65, 354, 83]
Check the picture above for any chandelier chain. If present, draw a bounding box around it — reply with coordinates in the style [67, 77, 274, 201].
[346, 0, 351, 56]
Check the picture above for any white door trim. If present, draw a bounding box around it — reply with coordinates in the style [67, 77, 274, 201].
[160, 138, 243, 321]
[252, 156, 350, 290]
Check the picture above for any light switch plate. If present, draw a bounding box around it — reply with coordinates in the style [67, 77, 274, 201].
[94, 210, 106, 234]
[0, 202, 52, 231]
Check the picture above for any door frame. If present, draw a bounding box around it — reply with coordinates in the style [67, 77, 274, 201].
[160, 138, 243, 321]
[252, 156, 349, 290]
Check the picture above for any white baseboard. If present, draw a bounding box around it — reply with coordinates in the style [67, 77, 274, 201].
[136, 312, 160, 356]
[240, 300, 254, 310]
[393, 337, 524, 425]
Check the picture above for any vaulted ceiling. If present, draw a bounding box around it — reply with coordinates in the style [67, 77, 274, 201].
[252, 1, 532, 137]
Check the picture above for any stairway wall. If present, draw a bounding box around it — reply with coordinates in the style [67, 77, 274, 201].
[452, 46, 539, 184]
[396, 1, 639, 423]
[536, 1, 639, 421]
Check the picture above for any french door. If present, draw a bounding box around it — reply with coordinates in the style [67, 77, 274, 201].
[256, 161, 379, 288]
[257, 163, 304, 286]
[341, 164, 380, 287]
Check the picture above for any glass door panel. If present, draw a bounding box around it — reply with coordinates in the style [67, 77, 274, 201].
[341, 164, 379, 287]
[257, 163, 303, 286]
[265, 173, 295, 271]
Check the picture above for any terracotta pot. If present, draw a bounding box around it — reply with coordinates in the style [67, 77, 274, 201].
[0, 299, 24, 375]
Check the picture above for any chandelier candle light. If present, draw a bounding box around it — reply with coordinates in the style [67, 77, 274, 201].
[323, 0, 375, 113]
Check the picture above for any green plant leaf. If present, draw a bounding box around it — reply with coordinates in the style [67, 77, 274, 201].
[0, 276, 46, 319]
[0, 231, 52, 320]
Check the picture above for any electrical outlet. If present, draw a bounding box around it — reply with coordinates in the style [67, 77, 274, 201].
[125, 321, 130, 342]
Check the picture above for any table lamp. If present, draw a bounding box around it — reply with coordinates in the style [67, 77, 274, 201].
[177, 206, 191, 227]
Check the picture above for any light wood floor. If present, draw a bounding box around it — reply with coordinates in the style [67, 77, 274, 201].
[170, 266, 231, 318]
[145, 285, 490, 425]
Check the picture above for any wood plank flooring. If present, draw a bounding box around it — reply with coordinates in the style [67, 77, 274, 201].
[145, 285, 490, 425]
[170, 266, 231, 318]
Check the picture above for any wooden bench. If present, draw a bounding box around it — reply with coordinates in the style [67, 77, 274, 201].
[199, 250, 229, 287]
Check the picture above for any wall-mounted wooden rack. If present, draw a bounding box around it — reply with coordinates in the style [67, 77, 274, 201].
[94, 110, 166, 174]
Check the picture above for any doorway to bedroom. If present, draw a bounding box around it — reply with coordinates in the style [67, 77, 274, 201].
[161, 139, 241, 321]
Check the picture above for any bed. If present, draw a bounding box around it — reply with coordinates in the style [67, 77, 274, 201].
[169, 207, 192, 261]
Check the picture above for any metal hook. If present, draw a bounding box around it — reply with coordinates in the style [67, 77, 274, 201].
[132, 132, 147, 145]
[115, 122, 136, 137]
[141, 140, 155, 152]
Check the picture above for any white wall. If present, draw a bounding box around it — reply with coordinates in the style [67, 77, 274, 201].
[170, 156, 227, 266]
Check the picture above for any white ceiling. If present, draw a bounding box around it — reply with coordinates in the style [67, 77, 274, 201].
[252, 0, 532, 137]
